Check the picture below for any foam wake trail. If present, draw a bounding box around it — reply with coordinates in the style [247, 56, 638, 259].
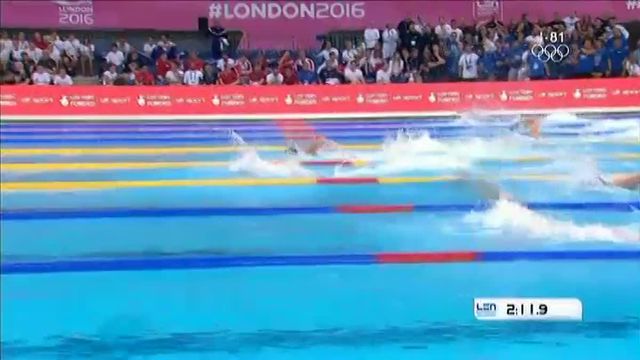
[228, 131, 314, 178]
[335, 130, 535, 177]
[464, 199, 639, 243]
[541, 112, 639, 139]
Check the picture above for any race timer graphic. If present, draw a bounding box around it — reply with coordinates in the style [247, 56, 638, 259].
[475, 298, 583, 321]
[530, 32, 571, 63]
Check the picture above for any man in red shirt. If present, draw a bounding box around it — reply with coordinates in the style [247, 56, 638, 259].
[184, 50, 204, 71]
[282, 67, 299, 85]
[218, 63, 239, 85]
[155, 53, 172, 81]
[32, 32, 49, 50]
[278, 51, 295, 74]
[135, 65, 155, 85]
[248, 63, 266, 85]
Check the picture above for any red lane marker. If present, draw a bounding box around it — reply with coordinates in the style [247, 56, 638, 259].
[338, 204, 415, 214]
[302, 160, 355, 166]
[316, 177, 379, 184]
[376, 251, 478, 264]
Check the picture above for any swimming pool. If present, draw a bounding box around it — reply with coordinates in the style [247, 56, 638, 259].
[1, 114, 639, 359]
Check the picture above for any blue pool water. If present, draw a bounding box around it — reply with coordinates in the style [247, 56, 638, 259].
[1, 114, 639, 359]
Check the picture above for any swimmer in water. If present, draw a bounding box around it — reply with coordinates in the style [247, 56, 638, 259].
[511, 115, 542, 138]
[459, 172, 638, 241]
[462, 172, 640, 198]
[285, 135, 339, 156]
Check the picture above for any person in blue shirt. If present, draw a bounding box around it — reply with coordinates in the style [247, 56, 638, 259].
[297, 61, 318, 85]
[208, 22, 228, 61]
[592, 40, 608, 77]
[607, 38, 629, 77]
[605, 28, 628, 50]
[481, 48, 498, 80]
[576, 39, 596, 78]
[507, 41, 525, 81]
[526, 44, 548, 80]
[559, 43, 580, 79]
[495, 42, 510, 80]
[445, 35, 461, 81]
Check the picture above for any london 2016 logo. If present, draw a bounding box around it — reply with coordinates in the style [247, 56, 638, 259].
[530, 43, 570, 63]
[52, 0, 94, 25]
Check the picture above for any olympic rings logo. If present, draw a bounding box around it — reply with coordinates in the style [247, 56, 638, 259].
[530, 43, 571, 63]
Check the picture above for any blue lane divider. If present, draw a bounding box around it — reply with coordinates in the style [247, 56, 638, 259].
[2, 251, 639, 275]
[1, 112, 637, 128]
[1, 254, 377, 274]
[0, 124, 514, 136]
[3, 129, 624, 144]
[480, 250, 640, 261]
[2, 202, 638, 221]
[0, 118, 463, 128]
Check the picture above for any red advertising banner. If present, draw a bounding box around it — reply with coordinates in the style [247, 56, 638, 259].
[1, 79, 639, 120]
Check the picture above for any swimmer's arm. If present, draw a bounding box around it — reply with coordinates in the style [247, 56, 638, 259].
[611, 174, 640, 191]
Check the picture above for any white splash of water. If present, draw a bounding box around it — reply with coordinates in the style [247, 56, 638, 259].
[542, 112, 639, 139]
[228, 131, 314, 178]
[334, 130, 535, 177]
[464, 199, 639, 243]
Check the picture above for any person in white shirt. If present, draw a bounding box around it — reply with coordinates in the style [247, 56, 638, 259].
[0, 32, 13, 63]
[10, 43, 23, 62]
[63, 34, 81, 58]
[31, 66, 52, 85]
[624, 54, 640, 77]
[53, 35, 65, 55]
[266, 67, 284, 85]
[16, 32, 29, 52]
[563, 12, 580, 33]
[79, 38, 95, 76]
[165, 62, 182, 85]
[53, 68, 73, 85]
[105, 44, 124, 68]
[216, 53, 235, 71]
[525, 27, 543, 46]
[364, 25, 380, 50]
[341, 40, 358, 64]
[49, 44, 62, 63]
[102, 65, 118, 85]
[318, 40, 339, 63]
[390, 52, 405, 76]
[450, 19, 464, 42]
[26, 43, 43, 63]
[120, 39, 132, 55]
[382, 25, 399, 60]
[376, 62, 392, 84]
[183, 66, 203, 85]
[458, 44, 480, 80]
[343, 61, 364, 84]
[435, 17, 452, 39]
[143, 37, 156, 57]
[607, 19, 629, 40]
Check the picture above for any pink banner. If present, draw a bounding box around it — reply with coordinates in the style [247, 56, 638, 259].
[1, 1, 637, 49]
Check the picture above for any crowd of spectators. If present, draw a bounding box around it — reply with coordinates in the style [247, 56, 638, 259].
[1, 11, 638, 86]
[0, 30, 95, 85]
